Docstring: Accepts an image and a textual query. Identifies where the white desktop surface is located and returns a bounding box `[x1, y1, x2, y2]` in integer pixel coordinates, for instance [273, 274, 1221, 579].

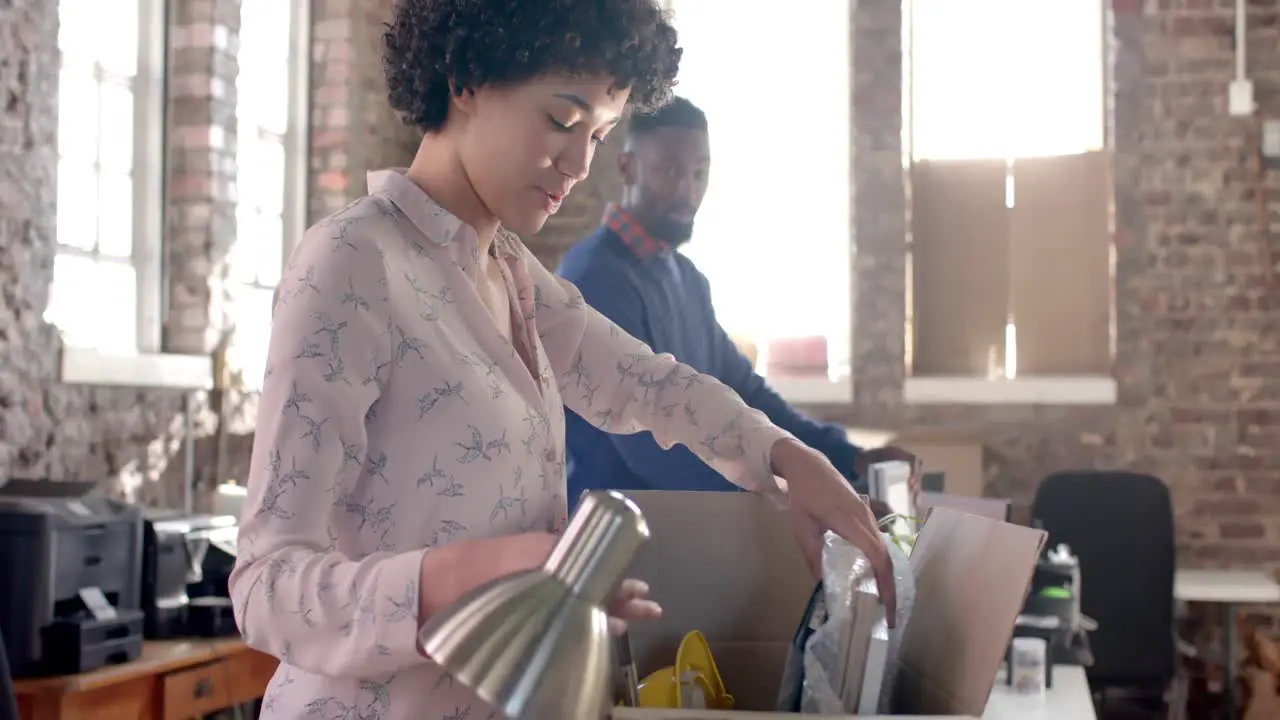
[1174, 568, 1280, 604]
[985, 665, 1096, 720]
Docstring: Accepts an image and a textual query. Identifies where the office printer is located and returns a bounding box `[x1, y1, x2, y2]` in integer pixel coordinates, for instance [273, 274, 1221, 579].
[141, 510, 239, 638]
[0, 479, 145, 677]
[1008, 543, 1097, 687]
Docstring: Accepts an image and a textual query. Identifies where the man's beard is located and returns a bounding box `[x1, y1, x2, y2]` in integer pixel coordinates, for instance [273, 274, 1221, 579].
[647, 216, 695, 247]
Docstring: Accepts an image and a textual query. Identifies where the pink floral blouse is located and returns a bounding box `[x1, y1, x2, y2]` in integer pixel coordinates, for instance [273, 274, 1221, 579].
[229, 169, 793, 720]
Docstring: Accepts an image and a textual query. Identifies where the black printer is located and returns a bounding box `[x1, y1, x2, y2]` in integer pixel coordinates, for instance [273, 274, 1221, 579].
[141, 510, 239, 638]
[0, 479, 145, 677]
[1007, 542, 1097, 688]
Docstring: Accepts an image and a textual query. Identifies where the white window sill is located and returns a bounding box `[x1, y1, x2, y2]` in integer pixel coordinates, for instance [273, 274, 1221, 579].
[60, 347, 213, 390]
[904, 376, 1117, 405]
[766, 372, 854, 405]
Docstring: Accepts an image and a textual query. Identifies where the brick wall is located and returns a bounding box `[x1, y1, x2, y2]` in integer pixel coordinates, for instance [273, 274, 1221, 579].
[0, 0, 416, 505]
[831, 0, 1280, 578]
[0, 0, 189, 496]
[832, 0, 1123, 500]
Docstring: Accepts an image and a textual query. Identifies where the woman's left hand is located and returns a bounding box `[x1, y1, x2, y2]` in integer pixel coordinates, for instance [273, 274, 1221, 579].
[606, 579, 663, 636]
[771, 439, 899, 627]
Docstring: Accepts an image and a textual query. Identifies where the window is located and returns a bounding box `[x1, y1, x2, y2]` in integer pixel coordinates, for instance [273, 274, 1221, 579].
[226, 0, 310, 391]
[664, 1, 852, 404]
[904, 0, 1115, 405]
[46, 0, 166, 356]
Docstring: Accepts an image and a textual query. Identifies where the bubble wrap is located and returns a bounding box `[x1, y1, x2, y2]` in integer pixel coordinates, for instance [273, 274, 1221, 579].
[798, 532, 915, 714]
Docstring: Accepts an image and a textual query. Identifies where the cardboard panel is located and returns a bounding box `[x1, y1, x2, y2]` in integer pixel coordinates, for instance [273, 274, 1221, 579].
[1009, 151, 1112, 376]
[910, 160, 1011, 376]
[621, 491, 814, 711]
[889, 431, 990, 498]
[894, 509, 1047, 716]
[613, 710, 970, 720]
[620, 492, 1046, 716]
[917, 492, 1011, 523]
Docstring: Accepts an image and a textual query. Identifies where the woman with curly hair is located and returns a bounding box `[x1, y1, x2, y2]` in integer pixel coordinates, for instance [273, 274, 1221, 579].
[229, 0, 895, 717]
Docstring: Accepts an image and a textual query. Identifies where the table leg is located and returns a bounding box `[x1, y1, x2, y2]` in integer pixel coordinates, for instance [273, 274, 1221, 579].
[1222, 602, 1237, 716]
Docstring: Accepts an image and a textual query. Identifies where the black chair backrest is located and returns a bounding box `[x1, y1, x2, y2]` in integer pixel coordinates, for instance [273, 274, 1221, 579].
[0, 623, 18, 720]
[1031, 470, 1176, 686]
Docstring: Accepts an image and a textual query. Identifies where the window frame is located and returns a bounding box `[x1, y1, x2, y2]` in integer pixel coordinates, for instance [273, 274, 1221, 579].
[901, 0, 1117, 407]
[282, 0, 312, 265]
[56, 0, 212, 389]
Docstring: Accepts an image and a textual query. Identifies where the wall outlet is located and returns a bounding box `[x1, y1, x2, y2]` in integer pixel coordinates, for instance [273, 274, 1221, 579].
[1229, 79, 1256, 117]
[1263, 119, 1280, 159]
[1264, 119, 1280, 170]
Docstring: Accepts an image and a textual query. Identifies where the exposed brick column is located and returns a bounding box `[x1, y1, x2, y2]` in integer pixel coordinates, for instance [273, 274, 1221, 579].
[134, 0, 244, 509]
[0, 0, 62, 478]
[309, 0, 419, 223]
[165, 0, 242, 354]
[1107, 1, 1156, 458]
[847, 0, 907, 424]
[309, 3, 358, 220]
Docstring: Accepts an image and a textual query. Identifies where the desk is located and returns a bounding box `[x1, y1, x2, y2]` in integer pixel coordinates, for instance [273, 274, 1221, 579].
[1175, 568, 1280, 714]
[985, 665, 1097, 720]
[13, 638, 277, 720]
[1174, 568, 1280, 604]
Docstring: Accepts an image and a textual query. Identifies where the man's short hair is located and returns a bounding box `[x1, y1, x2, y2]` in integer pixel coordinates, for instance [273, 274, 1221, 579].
[629, 95, 708, 137]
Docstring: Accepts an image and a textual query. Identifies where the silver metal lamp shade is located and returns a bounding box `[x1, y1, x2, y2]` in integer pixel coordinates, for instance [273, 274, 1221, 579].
[418, 491, 650, 719]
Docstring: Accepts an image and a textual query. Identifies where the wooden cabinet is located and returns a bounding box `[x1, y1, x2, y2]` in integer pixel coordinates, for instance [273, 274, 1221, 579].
[14, 639, 277, 720]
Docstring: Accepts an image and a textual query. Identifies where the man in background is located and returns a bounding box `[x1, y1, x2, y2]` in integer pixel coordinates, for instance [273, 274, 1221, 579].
[558, 97, 920, 508]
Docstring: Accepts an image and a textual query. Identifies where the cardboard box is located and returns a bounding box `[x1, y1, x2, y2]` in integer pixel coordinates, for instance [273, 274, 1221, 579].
[613, 491, 1045, 718]
[613, 710, 968, 720]
[843, 427, 993, 499]
[888, 431, 992, 498]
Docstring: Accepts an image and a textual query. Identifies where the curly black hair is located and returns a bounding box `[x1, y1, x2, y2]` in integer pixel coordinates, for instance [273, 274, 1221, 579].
[383, 0, 682, 133]
[630, 95, 707, 136]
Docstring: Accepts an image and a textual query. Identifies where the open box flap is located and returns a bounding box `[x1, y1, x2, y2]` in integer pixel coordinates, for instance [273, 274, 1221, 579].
[893, 508, 1047, 715]
[621, 491, 813, 710]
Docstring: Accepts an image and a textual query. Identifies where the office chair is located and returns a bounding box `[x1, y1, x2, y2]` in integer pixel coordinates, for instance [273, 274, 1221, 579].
[1031, 471, 1176, 707]
[0, 624, 18, 720]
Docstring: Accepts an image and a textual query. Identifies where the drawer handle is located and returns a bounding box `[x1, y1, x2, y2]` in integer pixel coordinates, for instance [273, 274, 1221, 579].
[193, 677, 215, 699]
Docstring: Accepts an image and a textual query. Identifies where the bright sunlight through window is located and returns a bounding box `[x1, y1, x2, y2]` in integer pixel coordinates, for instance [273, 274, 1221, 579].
[665, 1, 852, 382]
[227, 0, 295, 388]
[46, 0, 145, 353]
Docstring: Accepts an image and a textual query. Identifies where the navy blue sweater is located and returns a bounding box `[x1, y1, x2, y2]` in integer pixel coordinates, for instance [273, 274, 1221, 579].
[557, 226, 863, 502]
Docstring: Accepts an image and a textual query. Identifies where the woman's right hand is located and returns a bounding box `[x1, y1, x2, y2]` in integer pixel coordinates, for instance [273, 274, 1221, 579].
[417, 532, 558, 622]
[415, 532, 661, 636]
[486, 531, 559, 578]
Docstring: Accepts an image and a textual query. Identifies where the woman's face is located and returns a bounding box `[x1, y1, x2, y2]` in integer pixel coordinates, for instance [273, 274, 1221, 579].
[454, 75, 629, 236]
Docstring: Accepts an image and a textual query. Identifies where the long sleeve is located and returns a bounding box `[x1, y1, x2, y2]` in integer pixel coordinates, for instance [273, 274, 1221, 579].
[525, 247, 792, 498]
[229, 217, 427, 679]
[565, 269, 751, 492]
[698, 279, 865, 492]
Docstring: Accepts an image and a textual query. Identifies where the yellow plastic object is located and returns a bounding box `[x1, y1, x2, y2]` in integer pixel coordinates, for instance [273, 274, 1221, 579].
[634, 630, 735, 709]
